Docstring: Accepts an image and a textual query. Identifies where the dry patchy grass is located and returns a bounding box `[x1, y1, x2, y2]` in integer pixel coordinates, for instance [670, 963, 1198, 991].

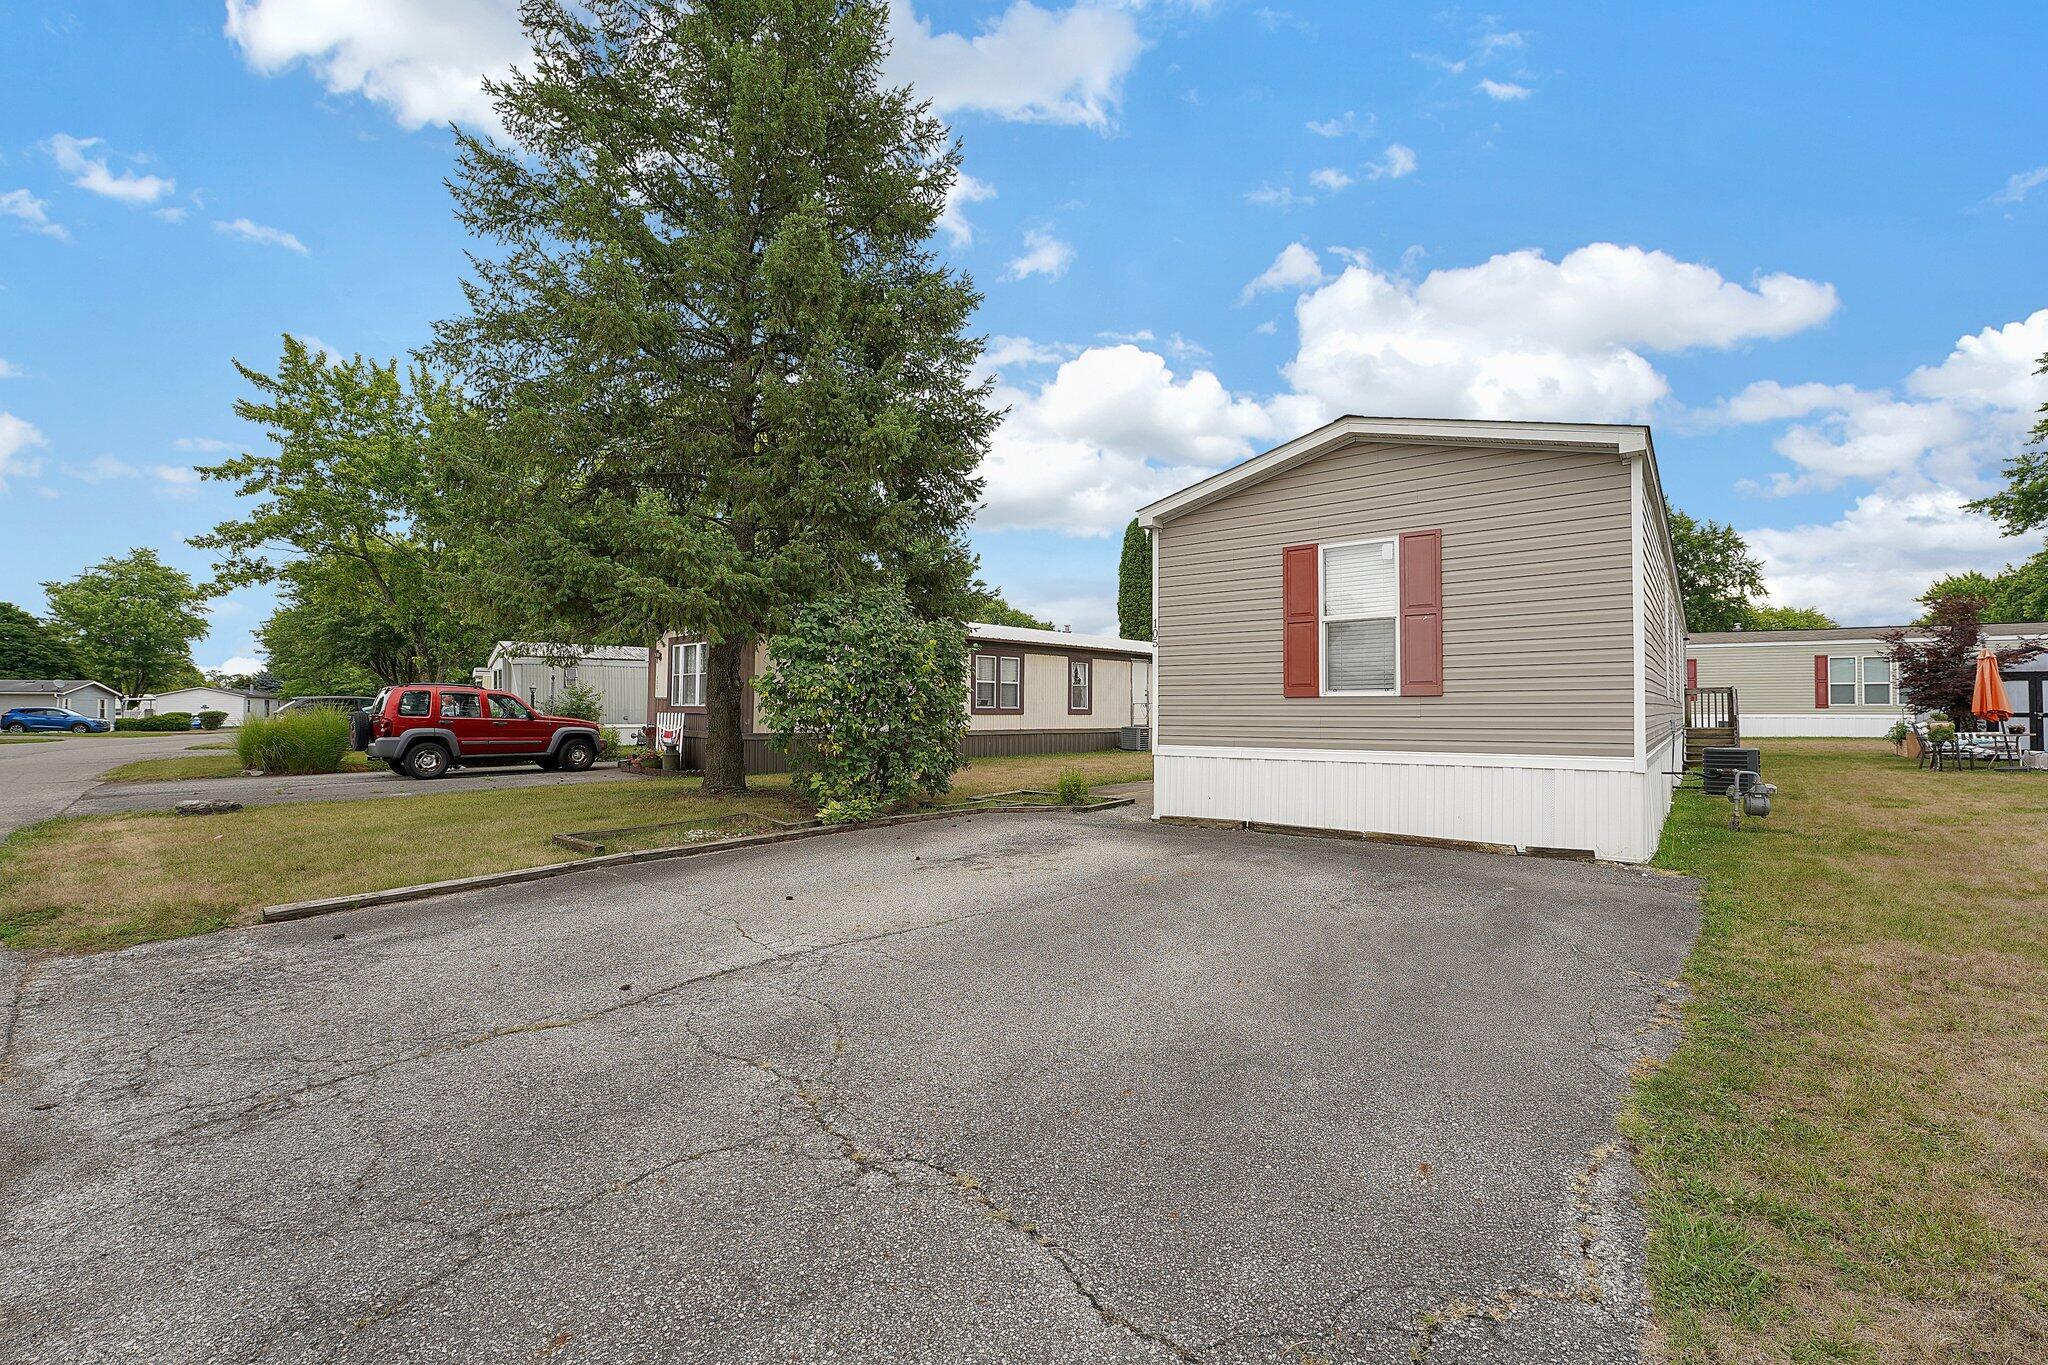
[1628, 739, 2048, 1363]
[0, 749, 1152, 954]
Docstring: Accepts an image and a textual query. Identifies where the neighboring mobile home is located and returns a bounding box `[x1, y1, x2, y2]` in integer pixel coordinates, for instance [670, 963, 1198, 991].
[1687, 622, 2048, 738]
[0, 678, 123, 722]
[474, 642, 650, 736]
[141, 685, 279, 726]
[1137, 416, 1686, 864]
[647, 621, 1153, 774]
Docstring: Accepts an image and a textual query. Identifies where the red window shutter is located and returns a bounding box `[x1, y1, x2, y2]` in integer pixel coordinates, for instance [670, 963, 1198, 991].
[1687, 658, 1698, 690]
[1814, 654, 1830, 708]
[1281, 544, 1319, 697]
[1398, 530, 1444, 697]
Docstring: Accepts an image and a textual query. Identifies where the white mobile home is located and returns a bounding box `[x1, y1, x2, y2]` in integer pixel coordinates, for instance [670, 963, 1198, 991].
[1138, 416, 1686, 864]
[475, 642, 650, 735]
[143, 685, 279, 726]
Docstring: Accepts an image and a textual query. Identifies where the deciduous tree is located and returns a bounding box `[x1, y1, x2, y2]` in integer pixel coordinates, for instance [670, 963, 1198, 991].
[0, 601, 86, 679]
[1668, 506, 1765, 632]
[41, 549, 210, 696]
[431, 0, 992, 792]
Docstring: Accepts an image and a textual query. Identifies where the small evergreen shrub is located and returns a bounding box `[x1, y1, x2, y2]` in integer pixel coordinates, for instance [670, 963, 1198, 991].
[196, 710, 228, 730]
[542, 680, 617, 757]
[757, 586, 969, 818]
[236, 710, 351, 774]
[1055, 769, 1090, 806]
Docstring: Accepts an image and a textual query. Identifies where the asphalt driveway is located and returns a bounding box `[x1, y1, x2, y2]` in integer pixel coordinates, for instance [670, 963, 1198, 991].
[0, 732, 216, 836]
[0, 812, 1698, 1363]
[69, 759, 631, 816]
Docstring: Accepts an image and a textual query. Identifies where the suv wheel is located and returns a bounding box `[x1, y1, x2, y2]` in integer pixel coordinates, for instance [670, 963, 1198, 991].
[556, 737, 597, 772]
[4, 722, 24, 734]
[70, 722, 88, 733]
[404, 741, 451, 780]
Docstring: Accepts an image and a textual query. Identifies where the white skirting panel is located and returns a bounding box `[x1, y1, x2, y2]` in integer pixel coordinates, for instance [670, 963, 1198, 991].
[1155, 743, 1676, 864]
[1740, 712, 1895, 738]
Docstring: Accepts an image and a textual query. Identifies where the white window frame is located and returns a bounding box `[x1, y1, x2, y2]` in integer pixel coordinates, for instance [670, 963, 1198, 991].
[1827, 655, 1859, 707]
[1319, 535, 1400, 698]
[671, 641, 707, 707]
[1860, 655, 1892, 707]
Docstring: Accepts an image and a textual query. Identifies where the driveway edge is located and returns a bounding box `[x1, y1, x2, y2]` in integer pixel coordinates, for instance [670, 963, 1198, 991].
[259, 799, 1135, 925]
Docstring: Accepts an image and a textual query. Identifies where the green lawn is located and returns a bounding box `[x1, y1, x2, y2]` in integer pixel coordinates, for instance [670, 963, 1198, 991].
[0, 749, 1153, 954]
[1627, 739, 2048, 1363]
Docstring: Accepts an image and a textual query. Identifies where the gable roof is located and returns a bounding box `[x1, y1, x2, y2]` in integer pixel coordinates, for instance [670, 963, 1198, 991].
[0, 678, 119, 696]
[153, 683, 280, 700]
[486, 641, 649, 666]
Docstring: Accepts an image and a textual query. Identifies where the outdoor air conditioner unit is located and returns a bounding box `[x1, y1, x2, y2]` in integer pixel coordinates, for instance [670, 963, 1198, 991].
[1119, 725, 1151, 751]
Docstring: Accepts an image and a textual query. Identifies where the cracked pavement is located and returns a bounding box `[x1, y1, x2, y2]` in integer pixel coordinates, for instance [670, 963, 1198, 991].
[0, 809, 1697, 1363]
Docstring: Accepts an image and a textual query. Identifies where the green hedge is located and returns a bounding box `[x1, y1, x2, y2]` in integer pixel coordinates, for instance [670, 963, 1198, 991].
[196, 710, 228, 730]
[115, 712, 193, 732]
[236, 710, 351, 774]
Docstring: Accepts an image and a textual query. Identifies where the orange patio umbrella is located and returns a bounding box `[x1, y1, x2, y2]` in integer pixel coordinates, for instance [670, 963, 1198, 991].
[1971, 648, 2013, 725]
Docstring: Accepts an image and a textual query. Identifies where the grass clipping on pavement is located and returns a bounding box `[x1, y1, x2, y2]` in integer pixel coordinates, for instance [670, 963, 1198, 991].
[1628, 738, 2048, 1363]
[0, 749, 1152, 954]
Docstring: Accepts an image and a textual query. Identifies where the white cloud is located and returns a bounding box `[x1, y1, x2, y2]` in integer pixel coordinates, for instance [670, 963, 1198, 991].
[1, 188, 66, 240]
[153, 206, 188, 224]
[981, 335, 1076, 372]
[71, 455, 139, 484]
[1989, 166, 2048, 207]
[173, 437, 239, 454]
[1477, 78, 1531, 101]
[1306, 110, 1371, 138]
[1240, 242, 1325, 301]
[1006, 228, 1074, 281]
[1748, 491, 2022, 625]
[939, 172, 996, 246]
[0, 359, 19, 379]
[885, 1, 1145, 130]
[223, 0, 526, 133]
[214, 218, 309, 254]
[1282, 242, 1838, 422]
[1018, 593, 1118, 636]
[209, 655, 267, 677]
[1364, 142, 1417, 180]
[1308, 166, 1353, 192]
[979, 345, 1302, 534]
[1244, 183, 1313, 209]
[153, 464, 201, 485]
[44, 133, 173, 204]
[0, 412, 48, 491]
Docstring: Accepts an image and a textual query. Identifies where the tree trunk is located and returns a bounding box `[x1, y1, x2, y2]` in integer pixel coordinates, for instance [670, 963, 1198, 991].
[702, 638, 749, 793]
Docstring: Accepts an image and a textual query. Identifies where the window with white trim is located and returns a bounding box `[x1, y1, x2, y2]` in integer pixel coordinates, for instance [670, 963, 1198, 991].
[1068, 658, 1092, 714]
[1828, 655, 1858, 706]
[1861, 656, 1891, 706]
[1321, 537, 1399, 694]
[671, 641, 707, 707]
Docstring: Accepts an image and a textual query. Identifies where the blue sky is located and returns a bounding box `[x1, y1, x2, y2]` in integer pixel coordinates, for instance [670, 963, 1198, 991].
[2, 1, 2044, 672]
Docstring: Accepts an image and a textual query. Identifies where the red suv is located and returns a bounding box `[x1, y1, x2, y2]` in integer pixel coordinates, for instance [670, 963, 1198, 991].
[358, 684, 603, 780]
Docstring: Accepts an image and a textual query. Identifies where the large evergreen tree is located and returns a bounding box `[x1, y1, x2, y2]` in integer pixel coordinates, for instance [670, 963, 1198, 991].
[1117, 518, 1152, 641]
[432, 0, 992, 791]
[41, 549, 210, 696]
[0, 602, 87, 679]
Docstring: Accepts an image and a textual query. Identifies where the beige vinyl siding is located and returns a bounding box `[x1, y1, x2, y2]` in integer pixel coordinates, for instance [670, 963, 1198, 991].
[1689, 638, 1897, 715]
[1158, 439, 1635, 757]
[967, 650, 1137, 731]
[1638, 471, 1684, 751]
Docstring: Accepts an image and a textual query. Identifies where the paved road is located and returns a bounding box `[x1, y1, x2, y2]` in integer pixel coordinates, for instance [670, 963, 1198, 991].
[69, 760, 632, 816]
[0, 813, 1698, 1364]
[0, 733, 217, 837]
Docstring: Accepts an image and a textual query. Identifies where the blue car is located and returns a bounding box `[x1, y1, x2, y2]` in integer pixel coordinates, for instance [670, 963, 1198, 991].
[2, 705, 112, 734]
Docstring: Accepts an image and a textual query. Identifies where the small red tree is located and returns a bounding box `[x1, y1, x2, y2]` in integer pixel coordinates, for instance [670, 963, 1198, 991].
[1882, 595, 2043, 722]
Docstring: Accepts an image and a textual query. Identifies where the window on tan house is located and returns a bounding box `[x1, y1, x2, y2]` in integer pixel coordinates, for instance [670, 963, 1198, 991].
[1068, 658, 1092, 714]
[671, 641, 707, 707]
[973, 653, 1022, 713]
[1322, 537, 1399, 694]
[1828, 656, 1858, 706]
[1861, 656, 1891, 706]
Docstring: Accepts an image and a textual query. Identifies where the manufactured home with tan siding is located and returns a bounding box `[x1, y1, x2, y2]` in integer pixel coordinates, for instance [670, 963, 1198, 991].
[645, 621, 1152, 773]
[1687, 622, 2048, 737]
[1138, 416, 1686, 863]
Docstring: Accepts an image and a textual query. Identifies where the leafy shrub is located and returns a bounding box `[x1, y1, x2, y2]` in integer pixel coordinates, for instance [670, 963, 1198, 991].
[1055, 768, 1090, 806]
[236, 710, 351, 774]
[757, 586, 969, 817]
[542, 681, 617, 758]
[115, 712, 193, 732]
[196, 710, 228, 730]
[816, 796, 881, 826]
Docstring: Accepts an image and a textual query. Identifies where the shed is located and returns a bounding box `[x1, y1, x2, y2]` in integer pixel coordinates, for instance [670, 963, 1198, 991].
[476, 642, 650, 735]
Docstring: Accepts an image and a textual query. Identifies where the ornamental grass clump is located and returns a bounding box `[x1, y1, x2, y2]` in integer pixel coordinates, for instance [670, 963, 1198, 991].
[758, 587, 969, 824]
[236, 709, 351, 775]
